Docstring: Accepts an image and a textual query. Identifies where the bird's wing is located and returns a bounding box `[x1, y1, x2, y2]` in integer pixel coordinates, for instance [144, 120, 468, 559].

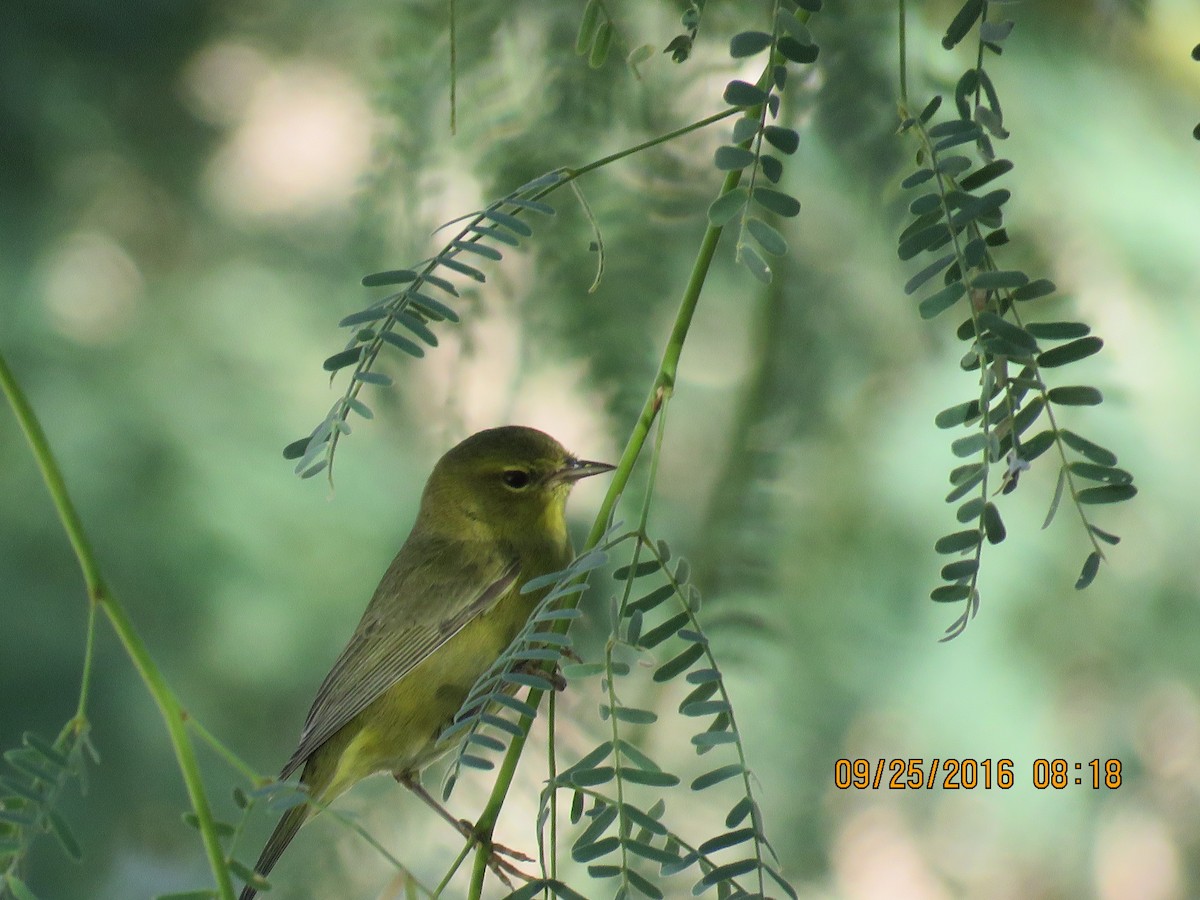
[279, 538, 519, 780]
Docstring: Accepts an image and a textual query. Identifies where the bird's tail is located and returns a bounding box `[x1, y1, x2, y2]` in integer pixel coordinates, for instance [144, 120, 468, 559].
[238, 802, 309, 900]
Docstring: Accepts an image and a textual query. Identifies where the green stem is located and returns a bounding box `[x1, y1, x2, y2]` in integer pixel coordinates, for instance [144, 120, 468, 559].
[189, 716, 262, 784]
[0, 352, 236, 900]
[463, 162, 746, 899]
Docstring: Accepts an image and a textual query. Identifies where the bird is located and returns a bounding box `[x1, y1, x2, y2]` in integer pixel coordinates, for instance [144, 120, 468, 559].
[238, 425, 614, 899]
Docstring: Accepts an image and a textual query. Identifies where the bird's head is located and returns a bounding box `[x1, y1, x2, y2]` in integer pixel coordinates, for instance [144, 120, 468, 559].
[417, 426, 614, 544]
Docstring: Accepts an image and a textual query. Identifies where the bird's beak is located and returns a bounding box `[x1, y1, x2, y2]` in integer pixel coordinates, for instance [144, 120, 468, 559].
[554, 456, 616, 484]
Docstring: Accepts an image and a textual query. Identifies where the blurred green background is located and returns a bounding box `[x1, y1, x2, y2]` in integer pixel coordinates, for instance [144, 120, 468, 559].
[2, 1, 1199, 898]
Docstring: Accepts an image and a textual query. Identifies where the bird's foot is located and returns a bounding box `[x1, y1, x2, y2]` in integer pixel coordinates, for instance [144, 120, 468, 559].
[451, 819, 536, 886]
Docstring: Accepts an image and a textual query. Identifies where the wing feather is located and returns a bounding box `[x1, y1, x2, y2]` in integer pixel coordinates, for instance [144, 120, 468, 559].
[279, 535, 518, 779]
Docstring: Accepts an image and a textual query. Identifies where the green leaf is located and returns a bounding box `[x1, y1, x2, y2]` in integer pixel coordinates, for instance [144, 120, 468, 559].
[1021, 429, 1056, 462]
[410, 291, 460, 322]
[1048, 386, 1103, 406]
[751, 188, 801, 218]
[943, 0, 985, 49]
[960, 159, 1014, 191]
[777, 36, 819, 64]
[569, 742, 614, 774]
[690, 732, 738, 751]
[654, 644, 706, 682]
[699, 858, 759, 887]
[338, 306, 389, 328]
[699, 828, 756, 855]
[1037, 337, 1103, 368]
[1012, 278, 1056, 301]
[759, 154, 783, 183]
[691, 764, 744, 790]
[707, 188, 749, 227]
[378, 330, 425, 357]
[730, 31, 773, 57]
[575, 0, 600, 55]
[931, 583, 972, 602]
[154, 892, 217, 900]
[918, 95, 943, 124]
[46, 809, 82, 861]
[945, 466, 986, 503]
[905, 252, 955, 295]
[949, 189, 1010, 228]
[1068, 462, 1133, 485]
[901, 167, 935, 189]
[613, 559, 661, 580]
[639, 612, 688, 649]
[898, 224, 952, 261]
[572, 835, 619, 863]
[908, 192, 942, 217]
[480, 209, 534, 237]
[933, 122, 983, 152]
[680, 698, 729, 718]
[588, 21, 612, 68]
[1025, 321, 1090, 341]
[978, 312, 1038, 353]
[723, 80, 769, 107]
[437, 255, 485, 282]
[618, 768, 680, 787]
[972, 269, 1028, 290]
[569, 766, 615, 788]
[353, 370, 392, 386]
[739, 243, 772, 284]
[745, 218, 788, 257]
[951, 432, 988, 458]
[937, 154, 973, 177]
[956, 496, 984, 523]
[1091, 524, 1121, 546]
[1076, 551, 1102, 590]
[713, 145, 756, 171]
[763, 125, 800, 154]
[731, 117, 759, 144]
[469, 223, 521, 247]
[919, 281, 967, 319]
[1060, 430, 1118, 466]
[935, 399, 980, 429]
[322, 348, 361, 372]
[1077, 485, 1137, 504]
[625, 838, 678, 866]
[941, 559, 978, 580]
[934, 530, 981, 554]
[1011, 396, 1044, 438]
[982, 502, 1006, 544]
[627, 584, 674, 615]
[611, 706, 658, 725]
[361, 269, 417, 287]
[625, 869, 664, 899]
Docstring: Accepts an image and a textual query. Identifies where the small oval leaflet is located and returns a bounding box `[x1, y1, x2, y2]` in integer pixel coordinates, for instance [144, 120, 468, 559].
[934, 529, 981, 554]
[1048, 386, 1103, 406]
[723, 80, 769, 108]
[746, 217, 788, 256]
[1037, 336, 1103, 368]
[729, 30, 773, 57]
[713, 145, 756, 171]
[361, 269, 418, 287]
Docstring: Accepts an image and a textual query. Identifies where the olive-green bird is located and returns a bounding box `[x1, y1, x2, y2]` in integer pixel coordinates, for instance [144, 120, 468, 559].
[238, 426, 613, 899]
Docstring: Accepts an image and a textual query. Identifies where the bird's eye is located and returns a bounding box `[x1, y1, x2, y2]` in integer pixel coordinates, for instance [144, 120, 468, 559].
[501, 469, 531, 489]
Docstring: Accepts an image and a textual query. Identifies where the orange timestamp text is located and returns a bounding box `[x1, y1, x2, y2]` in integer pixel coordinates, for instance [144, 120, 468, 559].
[833, 758, 1124, 790]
